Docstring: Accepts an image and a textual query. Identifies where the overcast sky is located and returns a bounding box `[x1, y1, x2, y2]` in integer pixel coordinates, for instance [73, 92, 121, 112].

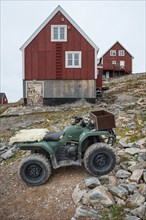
[0, 0, 146, 102]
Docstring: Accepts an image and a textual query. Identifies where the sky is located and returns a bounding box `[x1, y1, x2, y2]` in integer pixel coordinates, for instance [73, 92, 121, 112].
[0, 0, 146, 102]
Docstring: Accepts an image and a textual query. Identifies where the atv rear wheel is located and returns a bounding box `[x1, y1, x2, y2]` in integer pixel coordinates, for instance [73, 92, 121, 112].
[83, 143, 116, 176]
[18, 154, 52, 186]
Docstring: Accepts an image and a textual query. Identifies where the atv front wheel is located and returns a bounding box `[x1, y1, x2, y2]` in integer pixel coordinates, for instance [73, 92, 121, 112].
[83, 143, 116, 176]
[18, 154, 52, 186]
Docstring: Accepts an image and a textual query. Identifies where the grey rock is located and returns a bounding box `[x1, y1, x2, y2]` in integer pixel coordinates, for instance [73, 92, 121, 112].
[128, 123, 137, 130]
[129, 169, 143, 183]
[126, 192, 145, 207]
[0, 145, 7, 152]
[127, 182, 138, 193]
[127, 142, 138, 148]
[127, 162, 146, 172]
[98, 175, 109, 185]
[138, 150, 146, 162]
[72, 186, 86, 205]
[107, 184, 128, 199]
[119, 182, 137, 193]
[1, 146, 17, 159]
[74, 205, 102, 219]
[124, 215, 140, 220]
[138, 183, 146, 196]
[0, 141, 12, 150]
[115, 197, 126, 205]
[125, 148, 140, 155]
[84, 177, 100, 188]
[116, 155, 121, 164]
[109, 175, 118, 186]
[143, 171, 146, 183]
[116, 169, 131, 178]
[82, 185, 115, 207]
[0, 157, 3, 163]
[136, 137, 146, 148]
[118, 140, 128, 148]
[130, 204, 146, 219]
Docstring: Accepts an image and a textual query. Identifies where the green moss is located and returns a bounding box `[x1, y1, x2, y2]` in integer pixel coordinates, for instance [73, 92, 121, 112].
[102, 205, 124, 220]
[120, 156, 131, 162]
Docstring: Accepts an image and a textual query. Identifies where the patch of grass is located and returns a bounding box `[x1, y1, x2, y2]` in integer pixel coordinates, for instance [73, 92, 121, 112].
[120, 156, 131, 162]
[102, 205, 124, 220]
[127, 133, 145, 143]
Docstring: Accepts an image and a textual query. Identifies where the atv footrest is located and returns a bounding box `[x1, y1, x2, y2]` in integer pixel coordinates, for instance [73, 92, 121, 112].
[51, 154, 81, 169]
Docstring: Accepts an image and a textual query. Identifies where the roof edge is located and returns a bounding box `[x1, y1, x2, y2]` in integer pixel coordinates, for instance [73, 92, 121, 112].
[99, 41, 134, 59]
[20, 5, 99, 51]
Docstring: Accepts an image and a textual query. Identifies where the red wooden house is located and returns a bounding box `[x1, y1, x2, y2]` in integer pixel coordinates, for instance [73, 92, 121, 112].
[20, 5, 100, 105]
[98, 41, 134, 79]
[0, 93, 8, 104]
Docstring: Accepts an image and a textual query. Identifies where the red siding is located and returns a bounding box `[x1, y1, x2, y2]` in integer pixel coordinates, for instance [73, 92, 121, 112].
[102, 42, 132, 74]
[25, 12, 95, 80]
[96, 69, 102, 88]
[0, 95, 8, 104]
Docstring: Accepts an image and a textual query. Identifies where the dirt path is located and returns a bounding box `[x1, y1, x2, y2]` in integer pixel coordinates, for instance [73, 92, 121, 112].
[0, 160, 90, 220]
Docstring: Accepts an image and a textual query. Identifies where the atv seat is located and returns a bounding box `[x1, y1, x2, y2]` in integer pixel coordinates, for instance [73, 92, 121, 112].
[43, 132, 64, 141]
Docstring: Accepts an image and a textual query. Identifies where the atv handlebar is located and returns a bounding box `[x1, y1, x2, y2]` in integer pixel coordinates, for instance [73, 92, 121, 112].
[73, 116, 83, 124]
[72, 116, 87, 127]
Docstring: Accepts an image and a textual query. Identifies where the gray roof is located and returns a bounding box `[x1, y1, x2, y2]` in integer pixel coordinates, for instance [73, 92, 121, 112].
[0, 93, 6, 98]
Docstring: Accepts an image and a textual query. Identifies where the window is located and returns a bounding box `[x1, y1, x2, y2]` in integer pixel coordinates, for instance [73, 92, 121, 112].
[65, 51, 81, 68]
[112, 61, 116, 65]
[110, 50, 116, 56]
[120, 61, 125, 68]
[118, 50, 125, 56]
[51, 25, 67, 41]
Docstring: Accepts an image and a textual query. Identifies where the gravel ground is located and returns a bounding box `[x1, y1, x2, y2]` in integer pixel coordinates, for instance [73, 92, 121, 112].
[0, 160, 90, 220]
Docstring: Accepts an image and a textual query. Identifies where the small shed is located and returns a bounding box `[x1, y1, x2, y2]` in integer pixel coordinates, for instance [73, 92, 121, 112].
[0, 93, 8, 104]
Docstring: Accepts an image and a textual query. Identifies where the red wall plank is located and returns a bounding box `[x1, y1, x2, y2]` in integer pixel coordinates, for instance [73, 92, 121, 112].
[25, 52, 31, 79]
[31, 52, 38, 79]
[38, 52, 46, 79]
[39, 29, 46, 51]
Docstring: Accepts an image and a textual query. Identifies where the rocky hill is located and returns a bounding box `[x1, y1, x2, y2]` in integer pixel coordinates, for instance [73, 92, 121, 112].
[0, 73, 146, 220]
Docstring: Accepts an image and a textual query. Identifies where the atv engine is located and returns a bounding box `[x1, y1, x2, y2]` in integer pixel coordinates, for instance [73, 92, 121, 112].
[56, 143, 78, 161]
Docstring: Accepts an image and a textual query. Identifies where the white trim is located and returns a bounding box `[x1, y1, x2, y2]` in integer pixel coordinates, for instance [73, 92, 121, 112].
[110, 50, 116, 56]
[26, 81, 44, 98]
[65, 51, 81, 68]
[51, 25, 67, 42]
[118, 50, 125, 56]
[100, 41, 134, 59]
[120, 60, 125, 67]
[20, 5, 99, 51]
[97, 66, 103, 69]
[22, 50, 25, 79]
[95, 49, 97, 79]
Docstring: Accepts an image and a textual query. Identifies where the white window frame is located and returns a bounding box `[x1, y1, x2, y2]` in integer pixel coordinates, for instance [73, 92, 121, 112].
[120, 61, 125, 67]
[65, 51, 82, 68]
[112, 61, 116, 65]
[118, 50, 125, 56]
[51, 25, 67, 42]
[110, 50, 116, 56]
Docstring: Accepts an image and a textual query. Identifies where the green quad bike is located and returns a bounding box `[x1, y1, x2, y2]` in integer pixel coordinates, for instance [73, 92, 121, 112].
[15, 110, 116, 186]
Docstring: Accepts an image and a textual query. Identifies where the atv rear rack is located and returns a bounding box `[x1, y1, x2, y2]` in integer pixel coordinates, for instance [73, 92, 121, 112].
[90, 110, 116, 131]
